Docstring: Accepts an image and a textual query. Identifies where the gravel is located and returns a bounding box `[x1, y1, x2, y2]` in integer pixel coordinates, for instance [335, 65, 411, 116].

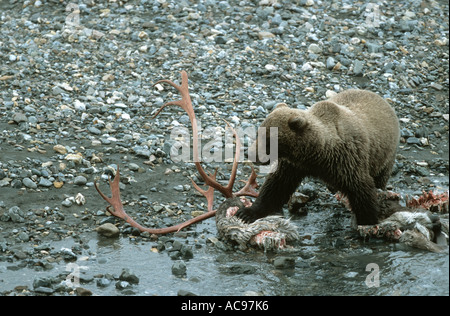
[0, 0, 448, 296]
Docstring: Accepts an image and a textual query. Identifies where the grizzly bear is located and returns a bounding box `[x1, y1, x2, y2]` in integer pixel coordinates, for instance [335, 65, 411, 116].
[235, 89, 400, 226]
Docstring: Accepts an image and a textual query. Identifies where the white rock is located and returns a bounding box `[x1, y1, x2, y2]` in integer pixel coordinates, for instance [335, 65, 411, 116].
[307, 43, 322, 54]
[74, 100, 86, 111]
[265, 64, 277, 71]
[301, 62, 313, 71]
[325, 90, 337, 98]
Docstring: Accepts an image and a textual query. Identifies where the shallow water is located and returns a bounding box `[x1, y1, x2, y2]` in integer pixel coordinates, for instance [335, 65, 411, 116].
[1, 208, 448, 296]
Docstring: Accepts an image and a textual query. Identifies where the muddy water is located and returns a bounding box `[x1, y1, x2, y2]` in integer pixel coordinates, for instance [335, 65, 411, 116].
[1, 202, 448, 296]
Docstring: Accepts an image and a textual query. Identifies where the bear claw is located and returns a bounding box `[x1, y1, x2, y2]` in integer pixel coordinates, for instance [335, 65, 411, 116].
[235, 207, 258, 223]
[235, 206, 269, 223]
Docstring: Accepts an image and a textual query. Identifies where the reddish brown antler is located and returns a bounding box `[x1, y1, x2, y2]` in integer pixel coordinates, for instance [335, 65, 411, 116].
[153, 70, 259, 209]
[94, 166, 216, 234]
[94, 70, 259, 235]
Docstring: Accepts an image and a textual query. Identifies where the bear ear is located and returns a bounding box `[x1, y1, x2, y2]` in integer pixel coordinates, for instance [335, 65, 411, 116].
[315, 101, 340, 118]
[275, 102, 288, 109]
[288, 115, 308, 133]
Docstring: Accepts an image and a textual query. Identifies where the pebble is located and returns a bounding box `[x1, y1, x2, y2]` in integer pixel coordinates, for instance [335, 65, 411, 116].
[119, 268, 140, 284]
[38, 178, 53, 187]
[307, 43, 322, 54]
[75, 287, 93, 296]
[96, 223, 120, 237]
[326, 57, 336, 70]
[12, 112, 27, 123]
[115, 280, 131, 290]
[60, 247, 77, 261]
[22, 178, 37, 189]
[96, 278, 112, 288]
[273, 257, 296, 269]
[173, 185, 185, 192]
[353, 60, 364, 76]
[172, 261, 187, 277]
[224, 264, 256, 275]
[53, 144, 68, 154]
[430, 82, 444, 91]
[74, 175, 87, 186]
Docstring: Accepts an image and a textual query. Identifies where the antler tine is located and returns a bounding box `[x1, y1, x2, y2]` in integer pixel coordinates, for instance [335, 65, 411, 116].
[95, 165, 216, 234]
[190, 172, 217, 212]
[152, 71, 195, 123]
[220, 119, 259, 198]
[219, 119, 241, 197]
[152, 71, 235, 200]
[153, 71, 259, 201]
[235, 165, 259, 198]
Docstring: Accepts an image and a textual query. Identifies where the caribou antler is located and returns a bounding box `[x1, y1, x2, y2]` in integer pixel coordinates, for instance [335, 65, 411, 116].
[94, 166, 216, 234]
[153, 70, 259, 210]
[94, 70, 258, 235]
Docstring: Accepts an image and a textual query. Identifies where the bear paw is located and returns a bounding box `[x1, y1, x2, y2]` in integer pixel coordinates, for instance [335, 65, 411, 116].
[235, 206, 267, 223]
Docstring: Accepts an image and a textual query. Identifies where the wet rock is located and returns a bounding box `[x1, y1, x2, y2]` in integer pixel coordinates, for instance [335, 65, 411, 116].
[172, 261, 187, 277]
[178, 289, 197, 296]
[18, 231, 29, 242]
[34, 287, 54, 295]
[308, 43, 322, 54]
[96, 277, 112, 288]
[2, 206, 26, 223]
[224, 264, 256, 275]
[75, 287, 93, 296]
[181, 245, 194, 259]
[326, 57, 336, 70]
[60, 247, 77, 261]
[173, 184, 184, 192]
[96, 223, 120, 237]
[33, 277, 53, 290]
[88, 126, 101, 135]
[115, 280, 131, 290]
[119, 268, 139, 284]
[406, 137, 422, 145]
[273, 257, 296, 269]
[61, 199, 73, 207]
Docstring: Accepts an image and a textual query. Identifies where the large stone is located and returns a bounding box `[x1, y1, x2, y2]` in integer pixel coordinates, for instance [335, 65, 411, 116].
[96, 223, 120, 237]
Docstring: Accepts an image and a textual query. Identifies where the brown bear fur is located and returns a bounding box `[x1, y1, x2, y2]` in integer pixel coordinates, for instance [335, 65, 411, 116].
[236, 89, 400, 225]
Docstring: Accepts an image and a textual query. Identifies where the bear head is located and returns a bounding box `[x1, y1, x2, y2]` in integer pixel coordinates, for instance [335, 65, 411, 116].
[248, 103, 316, 165]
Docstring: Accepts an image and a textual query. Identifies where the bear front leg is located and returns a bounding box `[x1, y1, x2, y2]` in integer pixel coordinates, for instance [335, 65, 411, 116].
[344, 177, 379, 226]
[235, 159, 303, 223]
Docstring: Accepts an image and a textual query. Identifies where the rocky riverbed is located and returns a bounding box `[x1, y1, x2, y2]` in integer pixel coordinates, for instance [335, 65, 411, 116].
[0, 0, 448, 296]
